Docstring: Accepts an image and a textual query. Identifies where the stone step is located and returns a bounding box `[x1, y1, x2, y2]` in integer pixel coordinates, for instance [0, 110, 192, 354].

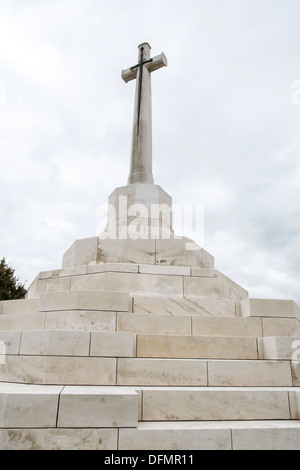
[39, 290, 129, 313]
[2, 354, 295, 386]
[132, 295, 237, 317]
[136, 334, 258, 359]
[2, 309, 299, 340]
[117, 358, 293, 387]
[0, 330, 260, 360]
[242, 298, 300, 319]
[1, 355, 118, 385]
[1, 420, 300, 449]
[1, 309, 299, 339]
[0, 427, 118, 450]
[0, 311, 117, 332]
[0, 382, 138, 428]
[118, 313, 264, 336]
[0, 330, 136, 358]
[140, 386, 300, 421]
[118, 420, 300, 450]
[0, 298, 39, 315]
[30, 269, 247, 300]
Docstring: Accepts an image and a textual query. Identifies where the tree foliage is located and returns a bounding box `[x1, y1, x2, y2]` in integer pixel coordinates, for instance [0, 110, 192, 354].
[0, 258, 27, 301]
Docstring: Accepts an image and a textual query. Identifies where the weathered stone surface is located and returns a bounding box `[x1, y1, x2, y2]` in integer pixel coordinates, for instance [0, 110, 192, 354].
[261, 336, 300, 360]
[0, 298, 39, 315]
[107, 184, 173, 231]
[249, 299, 299, 318]
[286, 390, 300, 419]
[190, 268, 218, 277]
[0, 313, 46, 331]
[98, 239, 156, 265]
[262, 317, 300, 336]
[25, 277, 47, 299]
[0, 331, 21, 354]
[19, 331, 90, 356]
[0, 428, 118, 450]
[90, 332, 136, 357]
[184, 276, 244, 300]
[1, 356, 117, 385]
[87, 263, 139, 274]
[117, 358, 207, 386]
[132, 296, 236, 317]
[119, 421, 231, 450]
[0, 382, 62, 428]
[45, 310, 116, 332]
[39, 290, 129, 312]
[155, 238, 215, 269]
[61, 234, 215, 270]
[138, 264, 190, 276]
[57, 386, 139, 427]
[291, 362, 300, 386]
[229, 421, 300, 450]
[62, 236, 98, 269]
[46, 276, 71, 294]
[192, 317, 262, 337]
[137, 335, 258, 359]
[141, 387, 291, 421]
[117, 312, 191, 335]
[70, 272, 183, 297]
[208, 360, 292, 386]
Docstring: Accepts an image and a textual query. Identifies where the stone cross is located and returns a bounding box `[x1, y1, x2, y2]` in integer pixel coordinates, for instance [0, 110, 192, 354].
[122, 43, 167, 185]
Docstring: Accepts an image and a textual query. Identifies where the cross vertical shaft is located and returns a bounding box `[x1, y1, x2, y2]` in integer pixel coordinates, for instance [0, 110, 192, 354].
[122, 43, 167, 185]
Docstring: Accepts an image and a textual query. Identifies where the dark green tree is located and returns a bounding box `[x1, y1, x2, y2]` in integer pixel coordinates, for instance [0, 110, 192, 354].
[0, 258, 27, 300]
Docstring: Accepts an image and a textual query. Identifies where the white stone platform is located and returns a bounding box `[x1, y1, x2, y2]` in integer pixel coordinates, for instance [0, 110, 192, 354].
[0, 260, 299, 449]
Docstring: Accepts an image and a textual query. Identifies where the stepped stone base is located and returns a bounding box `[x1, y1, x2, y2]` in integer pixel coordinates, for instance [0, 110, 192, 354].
[1, 247, 300, 449]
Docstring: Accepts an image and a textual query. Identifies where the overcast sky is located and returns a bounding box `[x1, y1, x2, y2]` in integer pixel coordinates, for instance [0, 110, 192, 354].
[0, 0, 299, 305]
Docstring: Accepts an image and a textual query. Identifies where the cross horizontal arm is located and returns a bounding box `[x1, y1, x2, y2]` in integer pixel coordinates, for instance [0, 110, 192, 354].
[121, 52, 168, 83]
[146, 52, 168, 73]
[121, 67, 138, 83]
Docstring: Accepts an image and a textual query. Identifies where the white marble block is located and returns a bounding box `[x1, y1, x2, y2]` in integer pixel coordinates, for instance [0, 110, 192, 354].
[0, 331, 21, 354]
[61, 235, 215, 270]
[39, 290, 129, 312]
[132, 296, 236, 317]
[141, 387, 291, 421]
[0, 428, 118, 450]
[44, 310, 116, 332]
[118, 421, 231, 450]
[0, 382, 62, 428]
[107, 184, 173, 232]
[57, 386, 139, 427]
[117, 358, 207, 386]
[230, 421, 300, 451]
[19, 331, 90, 356]
[261, 336, 300, 360]
[117, 312, 191, 335]
[0, 298, 39, 315]
[155, 238, 215, 269]
[1, 356, 117, 385]
[207, 360, 293, 386]
[249, 299, 299, 318]
[90, 332, 136, 357]
[137, 334, 258, 359]
[62, 236, 98, 269]
[0, 313, 46, 331]
[261, 318, 300, 337]
[192, 317, 262, 337]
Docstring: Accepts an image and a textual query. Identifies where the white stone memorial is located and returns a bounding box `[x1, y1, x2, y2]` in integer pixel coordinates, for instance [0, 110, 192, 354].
[0, 42, 300, 450]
